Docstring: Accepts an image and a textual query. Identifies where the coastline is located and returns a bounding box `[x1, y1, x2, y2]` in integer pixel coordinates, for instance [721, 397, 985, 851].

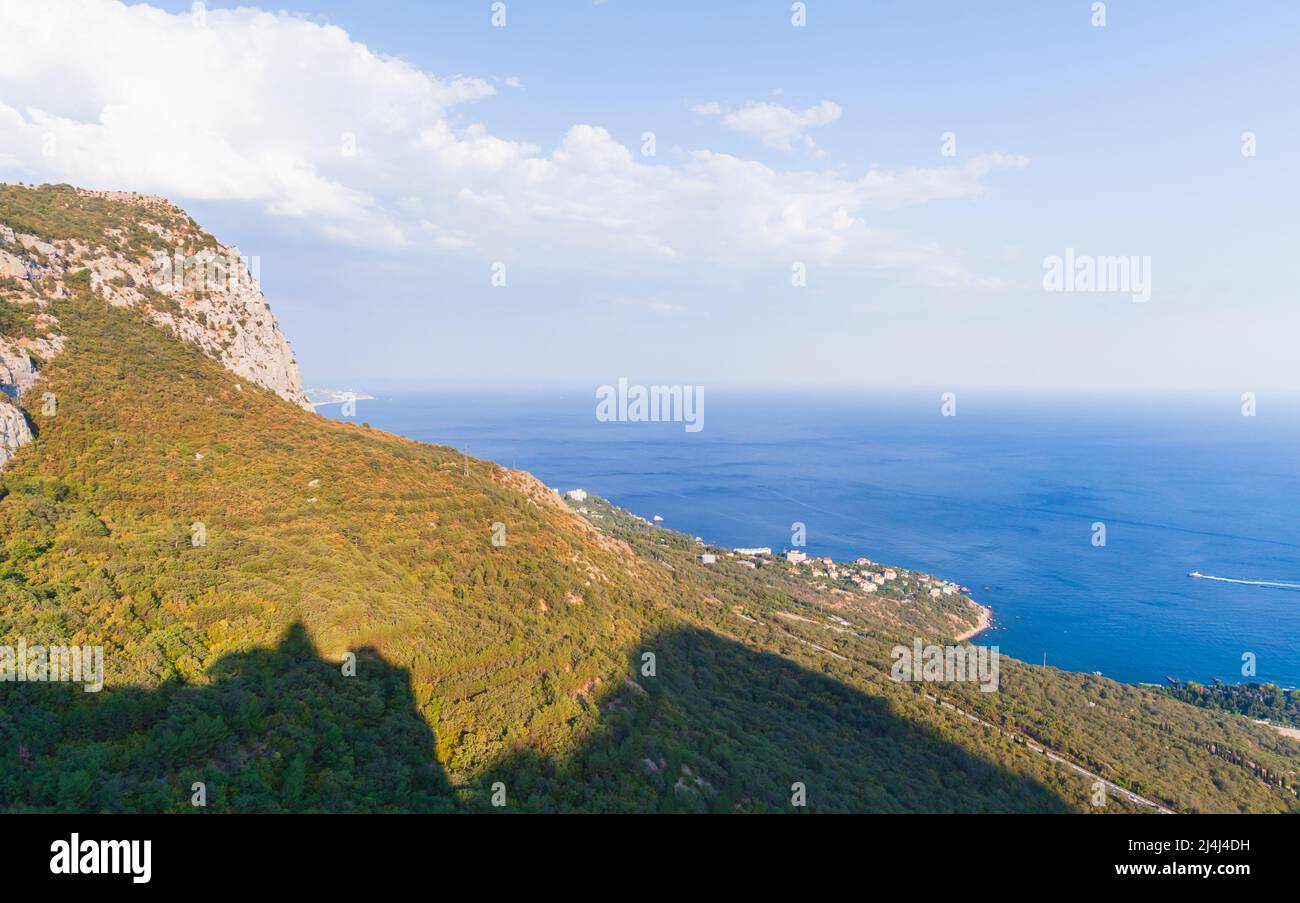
[324, 396, 1300, 689]
[325, 391, 1300, 689]
[578, 484, 1001, 651]
[955, 602, 993, 643]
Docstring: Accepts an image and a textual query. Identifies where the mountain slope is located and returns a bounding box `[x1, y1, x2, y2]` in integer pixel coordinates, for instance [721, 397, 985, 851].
[1, 184, 1296, 813]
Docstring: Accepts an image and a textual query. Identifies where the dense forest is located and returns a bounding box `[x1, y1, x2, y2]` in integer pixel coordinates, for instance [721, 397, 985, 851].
[1163, 682, 1300, 729]
[1, 185, 1297, 813]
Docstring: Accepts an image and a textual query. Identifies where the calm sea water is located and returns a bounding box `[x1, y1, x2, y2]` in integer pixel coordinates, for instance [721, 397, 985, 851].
[324, 390, 1300, 687]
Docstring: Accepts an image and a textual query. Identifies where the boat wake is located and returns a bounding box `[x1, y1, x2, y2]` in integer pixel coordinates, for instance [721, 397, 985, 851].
[1189, 572, 1300, 590]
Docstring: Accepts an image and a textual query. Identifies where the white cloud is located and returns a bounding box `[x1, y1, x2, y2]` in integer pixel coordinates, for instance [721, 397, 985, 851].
[691, 101, 723, 117]
[720, 100, 842, 151]
[0, 0, 1026, 289]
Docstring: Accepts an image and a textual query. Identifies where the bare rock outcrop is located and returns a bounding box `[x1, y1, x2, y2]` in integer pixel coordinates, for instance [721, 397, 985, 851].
[76, 240, 312, 409]
[0, 184, 315, 468]
[1, 341, 35, 397]
[0, 399, 33, 468]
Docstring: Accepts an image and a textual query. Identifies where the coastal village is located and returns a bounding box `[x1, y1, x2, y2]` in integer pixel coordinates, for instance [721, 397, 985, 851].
[563, 487, 989, 637]
[724, 545, 973, 607]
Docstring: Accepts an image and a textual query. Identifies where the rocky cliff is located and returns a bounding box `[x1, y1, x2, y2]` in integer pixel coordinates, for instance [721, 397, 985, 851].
[0, 184, 312, 466]
[0, 398, 32, 469]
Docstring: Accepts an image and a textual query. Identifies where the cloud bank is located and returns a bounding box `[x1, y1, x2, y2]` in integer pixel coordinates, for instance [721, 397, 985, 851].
[0, 0, 1027, 287]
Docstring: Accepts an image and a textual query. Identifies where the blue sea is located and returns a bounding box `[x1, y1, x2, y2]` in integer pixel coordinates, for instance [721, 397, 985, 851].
[324, 390, 1300, 687]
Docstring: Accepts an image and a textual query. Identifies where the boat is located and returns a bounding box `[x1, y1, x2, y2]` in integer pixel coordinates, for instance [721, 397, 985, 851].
[1188, 571, 1202, 578]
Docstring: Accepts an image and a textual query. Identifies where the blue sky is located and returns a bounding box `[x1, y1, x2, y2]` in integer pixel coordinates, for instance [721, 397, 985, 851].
[2, 1, 1297, 393]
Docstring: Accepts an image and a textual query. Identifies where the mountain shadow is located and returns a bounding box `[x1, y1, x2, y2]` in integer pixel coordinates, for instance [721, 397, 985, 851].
[0, 622, 453, 812]
[2, 622, 1075, 813]
[471, 625, 1077, 813]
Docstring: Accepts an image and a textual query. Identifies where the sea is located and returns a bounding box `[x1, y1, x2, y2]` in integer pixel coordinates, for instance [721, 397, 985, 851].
[322, 389, 1300, 687]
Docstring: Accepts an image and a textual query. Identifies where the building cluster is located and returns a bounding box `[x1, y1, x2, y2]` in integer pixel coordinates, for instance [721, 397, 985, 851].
[686, 540, 971, 607]
[779, 551, 969, 601]
[913, 572, 971, 598]
[565, 493, 978, 608]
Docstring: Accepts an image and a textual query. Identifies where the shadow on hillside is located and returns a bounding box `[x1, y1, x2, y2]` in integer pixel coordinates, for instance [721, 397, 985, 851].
[473, 626, 1076, 813]
[0, 622, 453, 813]
[2, 622, 1074, 813]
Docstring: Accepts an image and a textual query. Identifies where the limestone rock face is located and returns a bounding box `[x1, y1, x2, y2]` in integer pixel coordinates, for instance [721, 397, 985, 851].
[0, 399, 33, 468]
[0, 185, 314, 469]
[64, 217, 312, 410]
[0, 337, 40, 399]
[120, 244, 311, 409]
[0, 334, 51, 467]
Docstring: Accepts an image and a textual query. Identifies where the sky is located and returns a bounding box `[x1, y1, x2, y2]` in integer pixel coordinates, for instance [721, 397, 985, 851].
[1, 0, 1297, 394]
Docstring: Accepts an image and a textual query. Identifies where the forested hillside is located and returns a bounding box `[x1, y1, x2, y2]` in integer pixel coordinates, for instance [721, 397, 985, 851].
[1, 186, 1296, 813]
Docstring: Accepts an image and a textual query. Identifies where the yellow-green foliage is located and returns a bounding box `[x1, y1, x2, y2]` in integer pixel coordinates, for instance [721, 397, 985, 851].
[1, 187, 1296, 813]
[0, 183, 217, 258]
